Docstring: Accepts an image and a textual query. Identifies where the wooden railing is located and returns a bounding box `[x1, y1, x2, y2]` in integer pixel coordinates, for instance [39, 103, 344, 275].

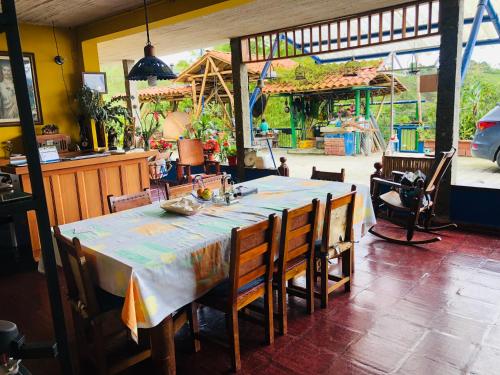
[240, 0, 439, 63]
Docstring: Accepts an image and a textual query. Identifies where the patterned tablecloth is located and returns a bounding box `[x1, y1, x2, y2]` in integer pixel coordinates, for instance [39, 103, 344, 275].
[57, 176, 376, 338]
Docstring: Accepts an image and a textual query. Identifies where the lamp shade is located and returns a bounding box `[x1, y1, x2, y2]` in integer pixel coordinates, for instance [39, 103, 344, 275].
[127, 44, 177, 82]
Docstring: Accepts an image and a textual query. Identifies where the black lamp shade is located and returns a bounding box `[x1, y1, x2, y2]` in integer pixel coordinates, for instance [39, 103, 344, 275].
[128, 44, 177, 81]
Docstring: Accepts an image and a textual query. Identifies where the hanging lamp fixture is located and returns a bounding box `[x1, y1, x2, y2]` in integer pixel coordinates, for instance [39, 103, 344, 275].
[127, 0, 176, 86]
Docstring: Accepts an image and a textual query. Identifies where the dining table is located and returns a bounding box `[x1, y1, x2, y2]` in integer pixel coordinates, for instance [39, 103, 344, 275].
[56, 175, 376, 374]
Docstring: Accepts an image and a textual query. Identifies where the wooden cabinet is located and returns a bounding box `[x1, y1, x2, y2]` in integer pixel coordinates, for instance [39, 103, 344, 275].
[2, 151, 156, 260]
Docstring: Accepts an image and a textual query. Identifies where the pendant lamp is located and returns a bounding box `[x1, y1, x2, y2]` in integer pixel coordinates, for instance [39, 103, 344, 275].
[127, 0, 176, 86]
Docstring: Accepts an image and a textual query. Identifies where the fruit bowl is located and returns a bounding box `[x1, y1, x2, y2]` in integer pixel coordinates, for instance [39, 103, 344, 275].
[196, 187, 213, 201]
[160, 197, 203, 216]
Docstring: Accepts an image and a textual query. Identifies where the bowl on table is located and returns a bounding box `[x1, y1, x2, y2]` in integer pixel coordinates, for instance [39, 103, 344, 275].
[160, 197, 203, 216]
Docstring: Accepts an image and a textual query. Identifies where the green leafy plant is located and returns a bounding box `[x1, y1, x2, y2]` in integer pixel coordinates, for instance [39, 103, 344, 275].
[134, 98, 167, 150]
[77, 85, 130, 132]
[459, 80, 496, 140]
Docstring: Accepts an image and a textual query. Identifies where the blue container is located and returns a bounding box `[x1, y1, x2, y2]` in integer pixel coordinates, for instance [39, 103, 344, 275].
[344, 133, 355, 156]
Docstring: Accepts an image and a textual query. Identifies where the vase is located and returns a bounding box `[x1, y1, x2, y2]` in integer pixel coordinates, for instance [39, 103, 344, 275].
[207, 152, 215, 161]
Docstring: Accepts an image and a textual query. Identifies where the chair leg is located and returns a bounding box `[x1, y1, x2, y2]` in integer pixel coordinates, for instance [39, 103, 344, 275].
[342, 249, 351, 293]
[277, 276, 287, 335]
[188, 303, 201, 352]
[320, 256, 329, 309]
[91, 323, 108, 375]
[264, 282, 274, 345]
[227, 308, 241, 372]
[306, 257, 314, 314]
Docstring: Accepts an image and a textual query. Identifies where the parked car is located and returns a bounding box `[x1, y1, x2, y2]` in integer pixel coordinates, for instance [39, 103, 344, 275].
[471, 103, 500, 167]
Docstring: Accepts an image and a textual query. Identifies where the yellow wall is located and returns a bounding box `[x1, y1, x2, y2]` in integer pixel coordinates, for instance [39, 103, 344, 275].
[0, 24, 80, 157]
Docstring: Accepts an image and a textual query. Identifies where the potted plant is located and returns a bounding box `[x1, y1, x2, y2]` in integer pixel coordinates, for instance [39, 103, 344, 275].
[134, 99, 166, 151]
[149, 138, 174, 180]
[203, 139, 220, 161]
[77, 86, 131, 150]
[226, 145, 237, 166]
[150, 138, 173, 157]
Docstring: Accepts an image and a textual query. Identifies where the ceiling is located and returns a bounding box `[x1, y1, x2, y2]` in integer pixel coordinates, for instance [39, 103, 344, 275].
[14, 0, 145, 27]
[97, 0, 412, 63]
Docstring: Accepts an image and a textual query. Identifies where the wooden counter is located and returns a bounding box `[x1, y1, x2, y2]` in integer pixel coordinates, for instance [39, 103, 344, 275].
[2, 151, 156, 259]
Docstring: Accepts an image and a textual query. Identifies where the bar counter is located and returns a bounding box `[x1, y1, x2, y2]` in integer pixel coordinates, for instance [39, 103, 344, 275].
[1, 150, 156, 259]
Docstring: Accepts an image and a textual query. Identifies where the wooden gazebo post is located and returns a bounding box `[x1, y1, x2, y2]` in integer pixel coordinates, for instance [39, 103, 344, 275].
[230, 38, 250, 181]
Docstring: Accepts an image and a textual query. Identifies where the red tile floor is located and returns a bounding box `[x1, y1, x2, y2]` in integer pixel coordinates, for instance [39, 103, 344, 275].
[2, 221, 500, 374]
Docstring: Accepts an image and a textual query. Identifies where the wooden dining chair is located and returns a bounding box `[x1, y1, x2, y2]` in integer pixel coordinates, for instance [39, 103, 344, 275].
[275, 199, 320, 335]
[311, 166, 345, 182]
[316, 186, 356, 309]
[197, 214, 278, 372]
[107, 189, 152, 213]
[165, 175, 223, 200]
[176, 138, 221, 184]
[54, 226, 200, 375]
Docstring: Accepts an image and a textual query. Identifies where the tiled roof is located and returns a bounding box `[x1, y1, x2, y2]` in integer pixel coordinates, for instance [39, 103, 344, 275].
[136, 61, 406, 101]
[262, 66, 406, 95]
[138, 85, 192, 101]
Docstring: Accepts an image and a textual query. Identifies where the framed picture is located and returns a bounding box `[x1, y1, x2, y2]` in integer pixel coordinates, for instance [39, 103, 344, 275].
[0, 52, 43, 127]
[82, 72, 107, 94]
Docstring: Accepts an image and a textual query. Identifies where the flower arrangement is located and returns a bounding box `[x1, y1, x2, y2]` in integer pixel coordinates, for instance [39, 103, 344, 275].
[203, 138, 220, 153]
[150, 138, 173, 153]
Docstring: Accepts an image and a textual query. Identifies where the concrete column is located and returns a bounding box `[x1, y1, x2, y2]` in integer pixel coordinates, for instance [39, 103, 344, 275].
[230, 38, 251, 181]
[435, 0, 464, 216]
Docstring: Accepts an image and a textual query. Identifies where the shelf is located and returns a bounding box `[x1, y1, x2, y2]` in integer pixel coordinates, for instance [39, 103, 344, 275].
[0, 194, 37, 215]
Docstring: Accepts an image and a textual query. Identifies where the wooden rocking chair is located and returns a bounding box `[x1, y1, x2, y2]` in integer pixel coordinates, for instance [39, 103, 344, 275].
[369, 147, 457, 245]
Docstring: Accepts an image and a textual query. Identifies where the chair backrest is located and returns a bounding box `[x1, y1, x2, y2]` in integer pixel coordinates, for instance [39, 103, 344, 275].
[165, 175, 223, 200]
[177, 139, 205, 166]
[107, 190, 152, 213]
[311, 166, 345, 182]
[277, 199, 320, 278]
[54, 226, 100, 319]
[228, 214, 278, 306]
[320, 186, 357, 254]
[425, 147, 456, 195]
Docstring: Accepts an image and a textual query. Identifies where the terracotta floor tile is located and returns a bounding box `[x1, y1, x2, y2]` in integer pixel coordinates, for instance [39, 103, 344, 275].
[484, 325, 500, 349]
[4, 219, 500, 375]
[457, 284, 500, 305]
[328, 304, 378, 332]
[468, 346, 500, 375]
[346, 333, 408, 373]
[399, 354, 463, 375]
[273, 339, 337, 374]
[324, 359, 383, 374]
[365, 275, 416, 298]
[446, 296, 499, 323]
[431, 311, 490, 344]
[351, 289, 399, 311]
[304, 319, 363, 353]
[368, 315, 427, 349]
[383, 299, 439, 327]
[412, 331, 476, 369]
[480, 260, 500, 274]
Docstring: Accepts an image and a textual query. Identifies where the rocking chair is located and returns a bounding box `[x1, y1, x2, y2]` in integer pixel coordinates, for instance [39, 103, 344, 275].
[369, 147, 457, 245]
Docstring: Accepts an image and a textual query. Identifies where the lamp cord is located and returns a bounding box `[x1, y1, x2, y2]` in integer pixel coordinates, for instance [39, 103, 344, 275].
[144, 0, 151, 45]
[52, 21, 78, 122]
